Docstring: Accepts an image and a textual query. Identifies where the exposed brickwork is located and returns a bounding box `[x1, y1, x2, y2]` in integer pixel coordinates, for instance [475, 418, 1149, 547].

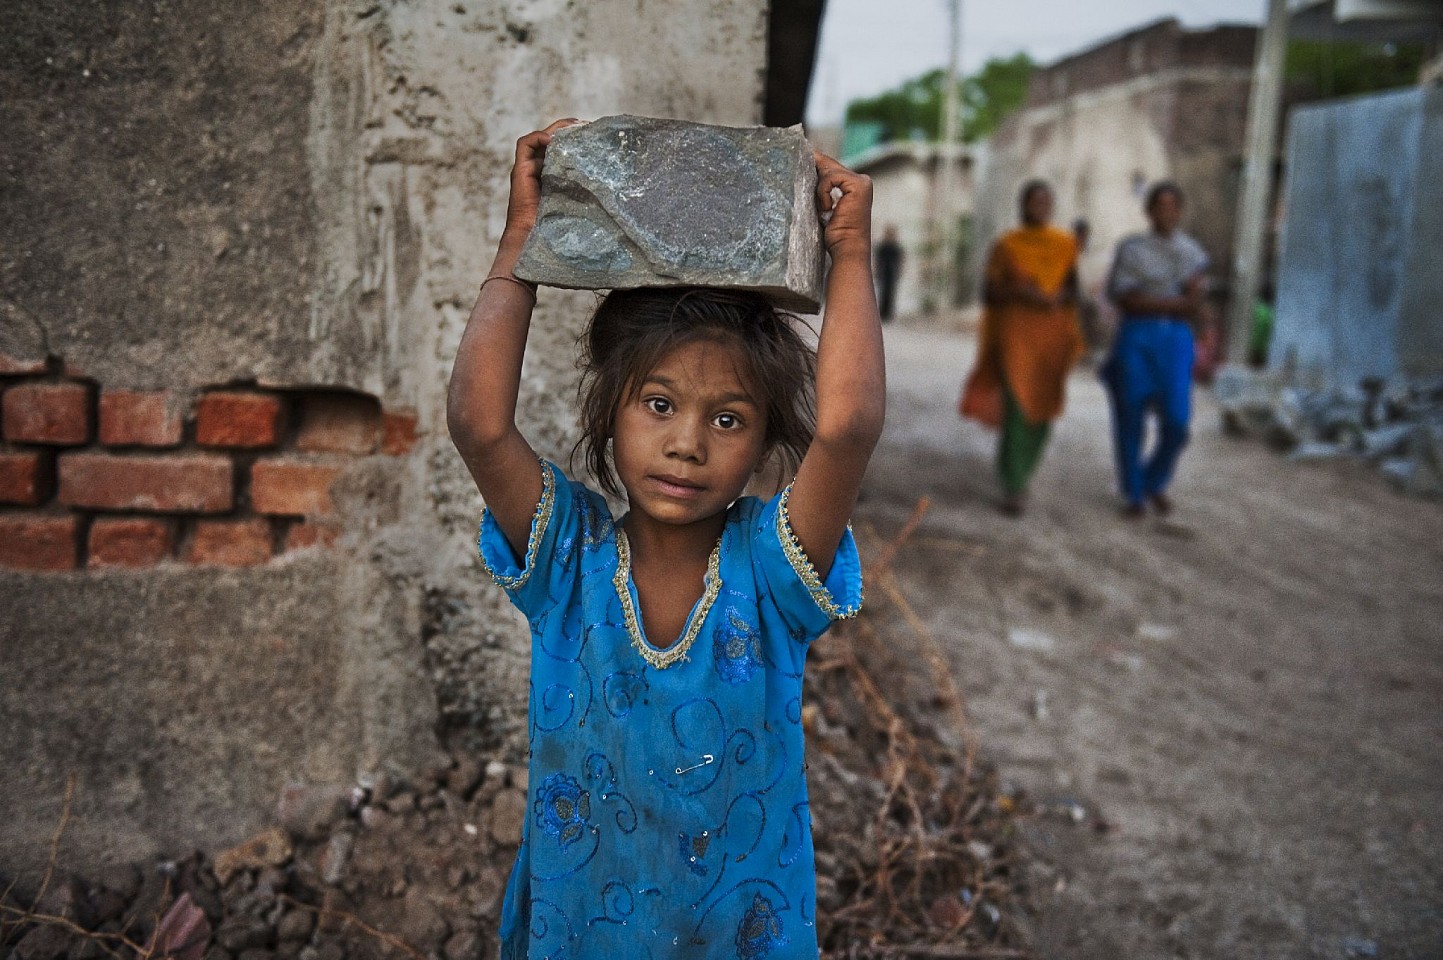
[0, 451, 52, 505]
[99, 390, 184, 448]
[187, 518, 273, 567]
[0, 364, 418, 570]
[285, 519, 342, 551]
[89, 517, 174, 568]
[196, 391, 282, 449]
[0, 515, 79, 571]
[59, 453, 233, 513]
[295, 393, 381, 454]
[251, 459, 341, 516]
[2, 382, 92, 445]
[381, 409, 420, 456]
[0, 352, 47, 375]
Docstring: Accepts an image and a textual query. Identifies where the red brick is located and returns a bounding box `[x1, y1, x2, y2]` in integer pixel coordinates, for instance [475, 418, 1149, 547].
[88, 517, 173, 568]
[187, 518, 272, 567]
[0, 515, 79, 571]
[2, 382, 91, 445]
[99, 390, 183, 447]
[59, 453, 233, 513]
[285, 519, 342, 551]
[381, 409, 419, 456]
[0, 451, 52, 505]
[0, 352, 47, 375]
[195, 391, 282, 449]
[250, 459, 341, 516]
[295, 393, 380, 454]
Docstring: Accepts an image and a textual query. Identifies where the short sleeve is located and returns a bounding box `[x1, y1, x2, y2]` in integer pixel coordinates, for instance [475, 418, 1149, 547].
[1106, 237, 1146, 301]
[477, 459, 578, 619]
[751, 485, 863, 645]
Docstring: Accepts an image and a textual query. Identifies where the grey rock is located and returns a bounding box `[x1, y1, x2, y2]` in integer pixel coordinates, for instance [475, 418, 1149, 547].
[445, 756, 484, 799]
[487, 788, 528, 847]
[516, 115, 824, 312]
[276, 906, 315, 943]
[276, 782, 351, 841]
[216, 916, 272, 953]
[12, 925, 73, 960]
[1360, 423, 1413, 458]
[320, 831, 354, 886]
[443, 928, 482, 960]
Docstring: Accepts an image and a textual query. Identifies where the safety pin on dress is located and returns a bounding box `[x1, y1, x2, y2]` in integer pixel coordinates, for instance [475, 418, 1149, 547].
[675, 754, 715, 775]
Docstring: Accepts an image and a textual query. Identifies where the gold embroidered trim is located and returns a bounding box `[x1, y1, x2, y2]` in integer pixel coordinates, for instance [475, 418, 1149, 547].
[478, 460, 556, 589]
[775, 484, 863, 621]
[613, 529, 722, 670]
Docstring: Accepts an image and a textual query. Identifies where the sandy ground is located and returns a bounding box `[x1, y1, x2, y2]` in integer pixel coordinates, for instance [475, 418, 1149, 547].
[856, 324, 1443, 960]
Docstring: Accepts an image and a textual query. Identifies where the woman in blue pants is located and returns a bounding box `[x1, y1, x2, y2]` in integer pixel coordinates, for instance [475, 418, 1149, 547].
[1102, 182, 1210, 518]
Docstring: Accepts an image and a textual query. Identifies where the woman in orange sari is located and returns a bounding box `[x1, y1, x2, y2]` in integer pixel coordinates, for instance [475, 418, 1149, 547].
[960, 181, 1084, 515]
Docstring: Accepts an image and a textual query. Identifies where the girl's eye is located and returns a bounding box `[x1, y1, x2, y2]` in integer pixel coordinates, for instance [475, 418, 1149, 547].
[713, 412, 742, 430]
[643, 397, 672, 415]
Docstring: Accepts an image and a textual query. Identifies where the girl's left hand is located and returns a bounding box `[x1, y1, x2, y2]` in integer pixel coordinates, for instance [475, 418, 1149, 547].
[814, 152, 873, 259]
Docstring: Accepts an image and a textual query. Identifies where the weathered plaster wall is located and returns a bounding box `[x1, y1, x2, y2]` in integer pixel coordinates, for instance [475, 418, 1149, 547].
[855, 146, 975, 318]
[0, 0, 770, 881]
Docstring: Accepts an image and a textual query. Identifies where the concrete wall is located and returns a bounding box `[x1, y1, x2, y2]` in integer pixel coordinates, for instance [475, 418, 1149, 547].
[0, 0, 769, 881]
[973, 20, 1254, 311]
[1271, 84, 1442, 388]
[856, 145, 975, 318]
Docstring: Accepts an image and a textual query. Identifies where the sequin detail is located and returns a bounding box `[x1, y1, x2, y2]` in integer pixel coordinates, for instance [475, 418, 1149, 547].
[477, 460, 555, 589]
[735, 893, 788, 959]
[775, 484, 862, 620]
[613, 530, 722, 670]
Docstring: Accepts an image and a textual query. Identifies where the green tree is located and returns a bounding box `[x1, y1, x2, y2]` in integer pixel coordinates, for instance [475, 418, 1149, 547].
[1285, 40, 1431, 99]
[843, 53, 1034, 145]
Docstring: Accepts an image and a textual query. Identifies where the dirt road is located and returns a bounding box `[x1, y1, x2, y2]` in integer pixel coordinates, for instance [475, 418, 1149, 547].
[858, 325, 1443, 959]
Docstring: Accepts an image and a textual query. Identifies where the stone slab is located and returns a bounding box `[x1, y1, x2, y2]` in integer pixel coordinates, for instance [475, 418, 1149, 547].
[515, 115, 824, 312]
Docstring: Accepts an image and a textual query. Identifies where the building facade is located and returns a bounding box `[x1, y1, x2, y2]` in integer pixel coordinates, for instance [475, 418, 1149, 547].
[973, 19, 1257, 315]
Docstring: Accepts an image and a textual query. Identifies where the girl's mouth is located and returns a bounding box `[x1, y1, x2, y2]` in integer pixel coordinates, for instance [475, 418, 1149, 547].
[650, 474, 703, 498]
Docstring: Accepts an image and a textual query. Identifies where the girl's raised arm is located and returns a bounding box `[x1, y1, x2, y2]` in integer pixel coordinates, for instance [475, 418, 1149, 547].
[785, 153, 887, 578]
[447, 119, 578, 556]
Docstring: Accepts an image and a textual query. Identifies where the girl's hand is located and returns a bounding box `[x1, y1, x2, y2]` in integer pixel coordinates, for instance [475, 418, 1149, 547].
[502, 119, 582, 242]
[814, 152, 873, 260]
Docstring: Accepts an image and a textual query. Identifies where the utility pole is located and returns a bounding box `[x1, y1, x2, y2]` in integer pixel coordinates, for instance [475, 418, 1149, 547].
[1226, 0, 1289, 363]
[932, 0, 963, 313]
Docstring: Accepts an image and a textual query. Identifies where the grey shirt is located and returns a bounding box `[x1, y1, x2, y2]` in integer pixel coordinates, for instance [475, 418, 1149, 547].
[1107, 230, 1209, 305]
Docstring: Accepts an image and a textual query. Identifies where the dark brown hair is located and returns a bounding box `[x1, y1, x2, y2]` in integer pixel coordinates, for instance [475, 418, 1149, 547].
[1018, 178, 1052, 219]
[1146, 180, 1184, 211]
[575, 287, 817, 499]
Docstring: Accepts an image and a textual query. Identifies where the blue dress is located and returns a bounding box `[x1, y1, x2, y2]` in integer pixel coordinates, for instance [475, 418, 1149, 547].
[478, 461, 863, 960]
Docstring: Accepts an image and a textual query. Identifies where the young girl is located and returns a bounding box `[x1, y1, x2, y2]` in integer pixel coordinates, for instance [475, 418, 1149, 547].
[447, 118, 885, 959]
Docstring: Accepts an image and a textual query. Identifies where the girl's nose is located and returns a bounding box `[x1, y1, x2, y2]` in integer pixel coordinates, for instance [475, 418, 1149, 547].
[664, 418, 706, 462]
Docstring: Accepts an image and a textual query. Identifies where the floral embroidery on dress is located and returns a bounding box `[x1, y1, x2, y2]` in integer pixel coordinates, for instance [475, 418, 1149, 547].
[713, 607, 764, 684]
[735, 893, 788, 959]
[535, 773, 592, 851]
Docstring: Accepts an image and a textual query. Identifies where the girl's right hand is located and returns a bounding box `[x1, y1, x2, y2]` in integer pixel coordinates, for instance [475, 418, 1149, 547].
[503, 119, 582, 241]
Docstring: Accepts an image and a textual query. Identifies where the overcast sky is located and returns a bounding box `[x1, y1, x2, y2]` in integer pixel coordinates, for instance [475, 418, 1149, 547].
[805, 0, 1269, 126]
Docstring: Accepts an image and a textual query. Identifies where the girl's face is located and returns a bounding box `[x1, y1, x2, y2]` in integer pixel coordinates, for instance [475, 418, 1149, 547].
[612, 338, 769, 530]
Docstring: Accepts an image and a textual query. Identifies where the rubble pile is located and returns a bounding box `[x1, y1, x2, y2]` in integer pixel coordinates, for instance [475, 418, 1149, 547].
[1216, 369, 1443, 496]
